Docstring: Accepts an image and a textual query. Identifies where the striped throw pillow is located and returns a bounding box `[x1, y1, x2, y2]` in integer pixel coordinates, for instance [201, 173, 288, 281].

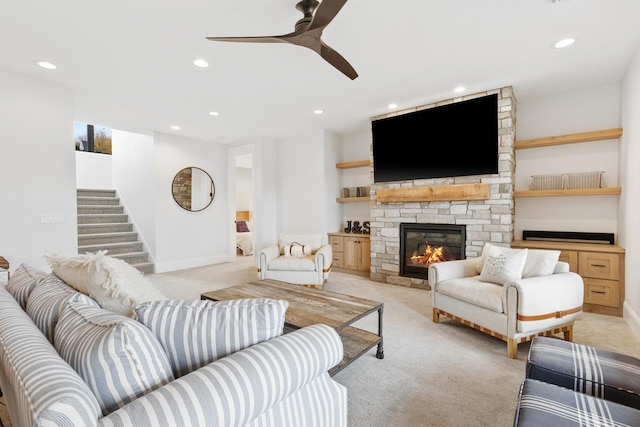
[54, 301, 175, 416]
[135, 298, 289, 377]
[6, 263, 47, 309]
[25, 274, 99, 343]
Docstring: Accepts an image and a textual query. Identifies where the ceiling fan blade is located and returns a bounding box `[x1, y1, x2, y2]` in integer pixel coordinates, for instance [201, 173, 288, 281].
[320, 41, 358, 80]
[206, 35, 285, 44]
[309, 0, 348, 31]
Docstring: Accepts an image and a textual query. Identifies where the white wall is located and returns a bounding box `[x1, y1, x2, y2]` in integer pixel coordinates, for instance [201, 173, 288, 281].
[341, 130, 372, 227]
[514, 84, 621, 239]
[276, 130, 341, 241]
[75, 151, 113, 189]
[154, 132, 228, 272]
[236, 167, 253, 211]
[620, 42, 640, 337]
[252, 139, 279, 252]
[111, 130, 156, 252]
[0, 70, 78, 271]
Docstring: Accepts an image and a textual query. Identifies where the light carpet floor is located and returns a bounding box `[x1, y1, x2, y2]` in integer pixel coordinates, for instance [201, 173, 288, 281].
[148, 256, 640, 427]
[2, 256, 639, 426]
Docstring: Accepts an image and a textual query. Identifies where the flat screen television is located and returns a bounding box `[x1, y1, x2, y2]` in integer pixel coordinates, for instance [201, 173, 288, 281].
[371, 93, 499, 183]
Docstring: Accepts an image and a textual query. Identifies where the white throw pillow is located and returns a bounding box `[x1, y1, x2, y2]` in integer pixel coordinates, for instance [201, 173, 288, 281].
[279, 233, 323, 254]
[55, 301, 174, 416]
[135, 298, 288, 377]
[522, 249, 561, 278]
[45, 251, 167, 317]
[283, 242, 312, 258]
[479, 245, 528, 285]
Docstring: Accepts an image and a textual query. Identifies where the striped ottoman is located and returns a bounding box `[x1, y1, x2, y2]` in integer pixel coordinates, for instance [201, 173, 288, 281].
[526, 336, 640, 409]
[514, 379, 640, 426]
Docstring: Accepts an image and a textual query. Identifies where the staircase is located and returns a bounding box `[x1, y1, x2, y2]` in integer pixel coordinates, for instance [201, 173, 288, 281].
[76, 189, 154, 274]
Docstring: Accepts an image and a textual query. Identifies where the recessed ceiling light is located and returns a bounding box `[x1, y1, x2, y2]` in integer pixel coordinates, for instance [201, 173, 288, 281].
[35, 60, 56, 70]
[454, 86, 465, 93]
[171, 125, 181, 130]
[388, 103, 398, 109]
[194, 59, 209, 68]
[313, 109, 324, 115]
[554, 38, 575, 49]
[209, 111, 219, 116]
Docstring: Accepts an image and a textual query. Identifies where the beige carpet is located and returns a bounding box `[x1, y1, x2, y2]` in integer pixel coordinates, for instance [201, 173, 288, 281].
[147, 256, 640, 427]
[1, 256, 639, 426]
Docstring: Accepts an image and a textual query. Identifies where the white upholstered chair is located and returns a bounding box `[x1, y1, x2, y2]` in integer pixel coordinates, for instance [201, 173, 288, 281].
[429, 243, 584, 358]
[257, 233, 332, 288]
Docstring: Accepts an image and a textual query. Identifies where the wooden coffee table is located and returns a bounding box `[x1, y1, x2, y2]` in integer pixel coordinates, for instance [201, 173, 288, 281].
[201, 279, 384, 376]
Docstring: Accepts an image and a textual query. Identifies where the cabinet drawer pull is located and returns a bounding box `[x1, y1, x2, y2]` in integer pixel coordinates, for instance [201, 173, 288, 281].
[590, 264, 607, 268]
[591, 290, 607, 294]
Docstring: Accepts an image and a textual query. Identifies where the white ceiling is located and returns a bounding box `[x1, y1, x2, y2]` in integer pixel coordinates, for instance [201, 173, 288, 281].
[2, 0, 640, 144]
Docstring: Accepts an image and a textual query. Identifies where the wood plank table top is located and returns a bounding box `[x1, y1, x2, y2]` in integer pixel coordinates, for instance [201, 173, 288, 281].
[201, 279, 384, 375]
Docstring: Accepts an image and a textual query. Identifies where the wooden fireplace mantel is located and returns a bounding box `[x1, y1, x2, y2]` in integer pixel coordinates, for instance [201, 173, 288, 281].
[377, 183, 490, 203]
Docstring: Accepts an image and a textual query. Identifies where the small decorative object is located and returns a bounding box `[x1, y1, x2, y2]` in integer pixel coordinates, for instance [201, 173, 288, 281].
[342, 187, 350, 198]
[352, 221, 362, 233]
[530, 173, 564, 190]
[363, 221, 370, 234]
[344, 220, 352, 233]
[565, 171, 605, 189]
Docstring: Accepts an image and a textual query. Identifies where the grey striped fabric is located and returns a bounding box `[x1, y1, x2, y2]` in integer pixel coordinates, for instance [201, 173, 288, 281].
[0, 285, 102, 426]
[25, 273, 99, 343]
[514, 379, 640, 426]
[527, 336, 640, 409]
[135, 298, 289, 377]
[5, 263, 47, 309]
[54, 301, 175, 416]
[98, 323, 346, 427]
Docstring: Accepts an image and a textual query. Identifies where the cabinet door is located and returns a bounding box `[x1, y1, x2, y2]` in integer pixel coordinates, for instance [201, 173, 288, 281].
[344, 237, 370, 271]
[343, 237, 361, 270]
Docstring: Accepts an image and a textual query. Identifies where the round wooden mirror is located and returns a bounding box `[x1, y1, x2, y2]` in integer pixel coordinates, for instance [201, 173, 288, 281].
[171, 167, 215, 212]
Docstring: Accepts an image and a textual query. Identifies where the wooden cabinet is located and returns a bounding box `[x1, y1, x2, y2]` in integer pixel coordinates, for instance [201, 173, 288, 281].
[511, 240, 625, 316]
[329, 232, 370, 276]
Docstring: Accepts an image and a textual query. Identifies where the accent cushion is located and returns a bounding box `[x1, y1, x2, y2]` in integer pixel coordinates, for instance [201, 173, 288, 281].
[514, 378, 640, 426]
[26, 274, 99, 343]
[0, 285, 102, 425]
[279, 233, 323, 254]
[284, 242, 312, 258]
[522, 249, 561, 278]
[54, 301, 174, 416]
[236, 220, 250, 232]
[526, 336, 640, 409]
[479, 245, 528, 285]
[135, 298, 288, 377]
[437, 276, 504, 313]
[45, 251, 167, 317]
[268, 256, 316, 271]
[6, 263, 47, 309]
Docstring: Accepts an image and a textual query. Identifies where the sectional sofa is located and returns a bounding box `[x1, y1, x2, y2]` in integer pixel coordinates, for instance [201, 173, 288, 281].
[0, 255, 347, 426]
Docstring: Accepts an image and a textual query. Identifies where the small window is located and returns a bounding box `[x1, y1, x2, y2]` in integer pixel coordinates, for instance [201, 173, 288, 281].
[75, 122, 112, 155]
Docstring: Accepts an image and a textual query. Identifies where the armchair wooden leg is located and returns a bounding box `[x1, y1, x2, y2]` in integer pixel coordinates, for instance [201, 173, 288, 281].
[563, 325, 574, 342]
[432, 308, 440, 323]
[507, 339, 518, 359]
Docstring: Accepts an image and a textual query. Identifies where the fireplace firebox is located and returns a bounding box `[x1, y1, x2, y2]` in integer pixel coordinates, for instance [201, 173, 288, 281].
[399, 223, 466, 279]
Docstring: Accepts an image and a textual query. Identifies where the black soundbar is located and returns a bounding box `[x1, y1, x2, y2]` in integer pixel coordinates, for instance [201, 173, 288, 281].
[522, 230, 614, 245]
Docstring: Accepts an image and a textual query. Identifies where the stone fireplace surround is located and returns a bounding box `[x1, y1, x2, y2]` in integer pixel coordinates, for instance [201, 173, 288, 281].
[368, 87, 517, 290]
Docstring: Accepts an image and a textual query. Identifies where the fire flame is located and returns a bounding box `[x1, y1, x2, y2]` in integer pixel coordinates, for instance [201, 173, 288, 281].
[410, 244, 446, 265]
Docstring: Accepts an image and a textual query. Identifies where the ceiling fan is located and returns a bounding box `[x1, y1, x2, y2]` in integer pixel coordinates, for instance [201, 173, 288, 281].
[206, 0, 358, 80]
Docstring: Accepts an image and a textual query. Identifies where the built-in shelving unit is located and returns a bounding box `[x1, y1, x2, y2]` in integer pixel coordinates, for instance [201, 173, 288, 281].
[514, 128, 622, 198]
[336, 160, 370, 203]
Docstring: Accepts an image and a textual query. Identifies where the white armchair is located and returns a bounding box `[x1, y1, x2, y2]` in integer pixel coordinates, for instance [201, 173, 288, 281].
[257, 233, 332, 288]
[429, 244, 584, 358]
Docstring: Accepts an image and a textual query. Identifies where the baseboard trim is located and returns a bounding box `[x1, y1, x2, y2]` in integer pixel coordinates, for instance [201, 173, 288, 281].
[155, 255, 228, 273]
[623, 302, 640, 341]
